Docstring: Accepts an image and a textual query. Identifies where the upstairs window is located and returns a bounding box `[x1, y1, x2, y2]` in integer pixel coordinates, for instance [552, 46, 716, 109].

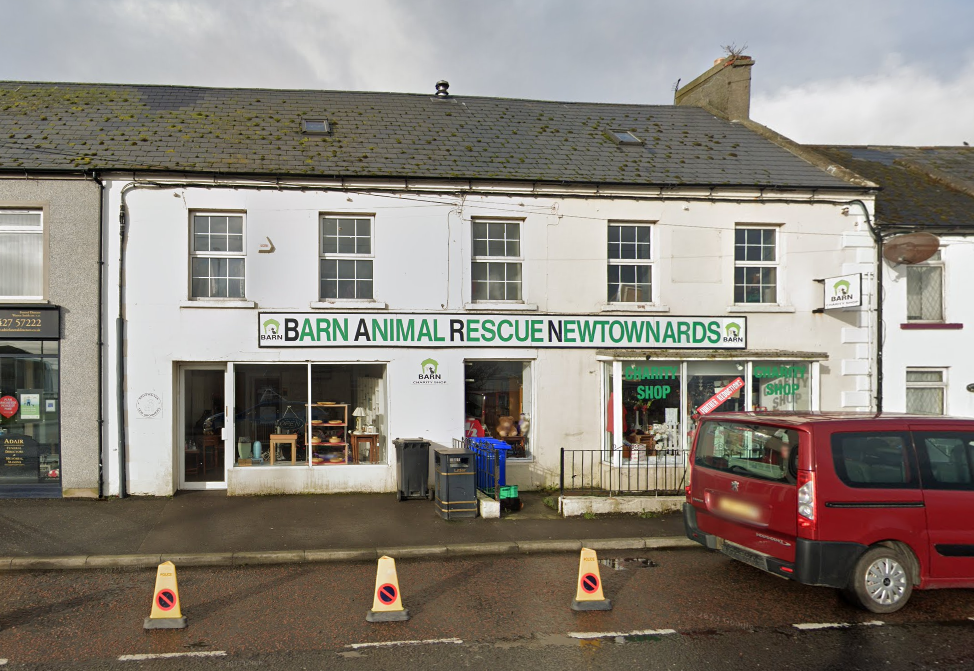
[0, 210, 43, 300]
[190, 213, 245, 299]
[472, 220, 522, 302]
[320, 216, 373, 300]
[734, 226, 778, 304]
[906, 368, 946, 415]
[907, 250, 943, 321]
[607, 223, 653, 303]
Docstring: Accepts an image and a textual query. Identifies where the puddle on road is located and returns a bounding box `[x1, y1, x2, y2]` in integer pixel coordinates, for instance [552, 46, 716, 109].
[598, 558, 659, 570]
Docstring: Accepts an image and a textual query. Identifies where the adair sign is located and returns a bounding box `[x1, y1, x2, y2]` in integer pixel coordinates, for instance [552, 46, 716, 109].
[258, 313, 747, 349]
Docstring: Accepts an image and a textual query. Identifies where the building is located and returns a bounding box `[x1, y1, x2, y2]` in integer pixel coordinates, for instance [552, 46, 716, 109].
[814, 145, 974, 417]
[0, 58, 877, 497]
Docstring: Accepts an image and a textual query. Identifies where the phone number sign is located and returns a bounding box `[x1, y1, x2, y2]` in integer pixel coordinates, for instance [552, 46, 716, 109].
[0, 307, 60, 340]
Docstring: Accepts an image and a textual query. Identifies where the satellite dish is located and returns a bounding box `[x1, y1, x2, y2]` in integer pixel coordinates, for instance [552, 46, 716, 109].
[882, 232, 940, 265]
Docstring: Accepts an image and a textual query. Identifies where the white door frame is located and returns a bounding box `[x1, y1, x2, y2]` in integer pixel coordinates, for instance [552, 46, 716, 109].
[177, 363, 229, 490]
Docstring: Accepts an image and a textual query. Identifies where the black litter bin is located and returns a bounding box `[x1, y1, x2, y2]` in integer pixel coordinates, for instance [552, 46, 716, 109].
[434, 447, 476, 519]
[393, 437, 433, 501]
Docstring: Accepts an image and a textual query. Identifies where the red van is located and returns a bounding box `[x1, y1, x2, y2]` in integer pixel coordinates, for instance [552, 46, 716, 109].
[683, 412, 974, 613]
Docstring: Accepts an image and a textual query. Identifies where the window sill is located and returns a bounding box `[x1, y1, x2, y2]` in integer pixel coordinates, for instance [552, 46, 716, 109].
[463, 302, 539, 311]
[310, 300, 388, 310]
[901, 322, 962, 330]
[179, 299, 257, 309]
[727, 304, 796, 313]
[0, 298, 48, 304]
[600, 303, 670, 313]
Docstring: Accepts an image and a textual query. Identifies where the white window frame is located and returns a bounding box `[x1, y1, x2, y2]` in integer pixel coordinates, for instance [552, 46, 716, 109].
[906, 250, 944, 322]
[189, 211, 246, 300]
[0, 208, 45, 301]
[734, 224, 780, 305]
[471, 218, 523, 303]
[319, 215, 375, 301]
[607, 221, 654, 304]
[906, 367, 947, 415]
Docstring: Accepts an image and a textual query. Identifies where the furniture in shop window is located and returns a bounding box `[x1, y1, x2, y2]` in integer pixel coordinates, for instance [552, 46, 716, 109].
[185, 447, 201, 476]
[501, 435, 525, 458]
[351, 433, 380, 464]
[310, 403, 348, 464]
[269, 434, 298, 465]
[203, 434, 221, 470]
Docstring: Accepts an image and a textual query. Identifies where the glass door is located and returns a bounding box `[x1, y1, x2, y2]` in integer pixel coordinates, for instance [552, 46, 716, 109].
[179, 366, 227, 490]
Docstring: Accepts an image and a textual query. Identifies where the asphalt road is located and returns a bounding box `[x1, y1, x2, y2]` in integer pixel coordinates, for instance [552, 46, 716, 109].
[3, 548, 974, 669]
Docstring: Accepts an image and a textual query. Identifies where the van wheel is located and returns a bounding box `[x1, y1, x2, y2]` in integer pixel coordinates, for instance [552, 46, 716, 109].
[844, 546, 913, 613]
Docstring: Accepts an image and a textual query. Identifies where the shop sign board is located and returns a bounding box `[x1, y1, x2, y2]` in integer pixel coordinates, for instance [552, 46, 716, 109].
[824, 273, 862, 310]
[258, 313, 747, 349]
[1, 433, 40, 480]
[0, 307, 60, 340]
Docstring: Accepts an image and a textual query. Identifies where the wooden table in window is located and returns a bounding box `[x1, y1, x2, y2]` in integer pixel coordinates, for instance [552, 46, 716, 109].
[350, 433, 380, 464]
[269, 434, 298, 465]
[500, 436, 525, 458]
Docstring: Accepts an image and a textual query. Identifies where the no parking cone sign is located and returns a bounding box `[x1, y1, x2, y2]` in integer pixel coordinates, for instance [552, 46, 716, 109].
[144, 561, 188, 629]
[571, 548, 612, 611]
[367, 556, 410, 622]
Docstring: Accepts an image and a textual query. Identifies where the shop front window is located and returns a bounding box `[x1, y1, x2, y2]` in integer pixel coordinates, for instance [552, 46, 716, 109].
[464, 360, 531, 458]
[0, 341, 60, 489]
[687, 361, 747, 436]
[310, 364, 386, 464]
[234, 364, 308, 467]
[752, 362, 811, 411]
[621, 361, 681, 458]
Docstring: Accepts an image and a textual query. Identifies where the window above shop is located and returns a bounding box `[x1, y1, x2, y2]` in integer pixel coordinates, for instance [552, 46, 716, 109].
[734, 225, 779, 305]
[0, 210, 44, 301]
[189, 212, 246, 300]
[471, 220, 522, 302]
[320, 216, 374, 301]
[607, 222, 653, 304]
[906, 250, 944, 322]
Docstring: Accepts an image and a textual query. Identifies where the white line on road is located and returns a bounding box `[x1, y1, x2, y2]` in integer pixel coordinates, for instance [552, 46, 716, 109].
[568, 629, 678, 640]
[345, 638, 463, 650]
[793, 621, 884, 630]
[119, 651, 228, 661]
[0, 658, 8, 666]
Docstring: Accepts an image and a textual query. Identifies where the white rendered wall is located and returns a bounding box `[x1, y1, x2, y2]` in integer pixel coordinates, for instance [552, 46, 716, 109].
[101, 181, 876, 495]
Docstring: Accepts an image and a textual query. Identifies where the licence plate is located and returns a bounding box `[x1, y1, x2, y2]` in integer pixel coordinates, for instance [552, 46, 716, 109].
[717, 495, 762, 522]
[721, 541, 768, 571]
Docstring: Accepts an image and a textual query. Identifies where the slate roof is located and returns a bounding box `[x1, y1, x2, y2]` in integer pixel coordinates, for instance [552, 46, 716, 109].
[813, 146, 974, 231]
[0, 81, 856, 189]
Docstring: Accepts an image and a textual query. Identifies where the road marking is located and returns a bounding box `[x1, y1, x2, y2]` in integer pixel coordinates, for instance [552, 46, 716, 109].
[0, 659, 7, 666]
[568, 629, 677, 640]
[118, 651, 227, 661]
[345, 637, 463, 650]
[793, 621, 884, 631]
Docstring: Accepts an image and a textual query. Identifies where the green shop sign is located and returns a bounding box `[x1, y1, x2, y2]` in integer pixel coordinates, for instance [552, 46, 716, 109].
[258, 313, 747, 349]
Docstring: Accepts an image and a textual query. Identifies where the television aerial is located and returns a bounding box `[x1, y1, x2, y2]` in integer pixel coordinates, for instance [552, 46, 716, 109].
[882, 232, 940, 265]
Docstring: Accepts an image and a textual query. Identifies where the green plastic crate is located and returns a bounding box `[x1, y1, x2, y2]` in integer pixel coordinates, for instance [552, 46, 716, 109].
[500, 485, 518, 499]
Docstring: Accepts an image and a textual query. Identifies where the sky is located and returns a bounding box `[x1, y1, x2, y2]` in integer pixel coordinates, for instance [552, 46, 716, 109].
[3, 0, 972, 146]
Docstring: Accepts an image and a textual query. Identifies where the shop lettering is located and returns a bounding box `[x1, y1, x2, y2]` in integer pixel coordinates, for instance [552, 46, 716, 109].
[636, 385, 671, 400]
[753, 366, 806, 379]
[764, 382, 801, 396]
[624, 366, 679, 381]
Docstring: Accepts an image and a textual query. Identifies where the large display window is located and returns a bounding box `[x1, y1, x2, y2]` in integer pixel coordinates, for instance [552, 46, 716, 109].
[232, 362, 386, 468]
[0, 341, 60, 492]
[464, 360, 532, 458]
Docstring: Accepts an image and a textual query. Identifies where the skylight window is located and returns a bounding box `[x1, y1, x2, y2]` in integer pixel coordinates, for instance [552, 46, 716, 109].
[302, 119, 331, 134]
[608, 130, 643, 145]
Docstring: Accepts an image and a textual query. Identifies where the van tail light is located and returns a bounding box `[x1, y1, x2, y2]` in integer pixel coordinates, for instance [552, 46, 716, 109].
[797, 469, 816, 536]
[685, 459, 693, 502]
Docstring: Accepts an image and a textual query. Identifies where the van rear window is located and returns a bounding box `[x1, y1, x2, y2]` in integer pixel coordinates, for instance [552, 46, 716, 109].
[695, 421, 799, 484]
[830, 432, 917, 489]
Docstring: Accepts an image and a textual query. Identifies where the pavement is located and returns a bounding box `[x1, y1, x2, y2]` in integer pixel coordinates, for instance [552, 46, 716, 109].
[0, 491, 695, 571]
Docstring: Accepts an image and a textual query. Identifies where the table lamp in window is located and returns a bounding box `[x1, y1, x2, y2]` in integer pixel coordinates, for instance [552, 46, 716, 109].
[352, 406, 366, 434]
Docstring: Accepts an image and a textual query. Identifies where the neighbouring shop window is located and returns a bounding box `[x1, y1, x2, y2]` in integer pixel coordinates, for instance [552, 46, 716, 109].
[907, 251, 943, 322]
[471, 220, 522, 302]
[734, 226, 778, 304]
[190, 212, 245, 299]
[183, 370, 225, 484]
[0, 210, 43, 300]
[464, 360, 531, 458]
[607, 222, 653, 303]
[906, 368, 946, 415]
[0, 341, 60, 487]
[620, 361, 681, 460]
[752, 362, 811, 411]
[320, 216, 374, 300]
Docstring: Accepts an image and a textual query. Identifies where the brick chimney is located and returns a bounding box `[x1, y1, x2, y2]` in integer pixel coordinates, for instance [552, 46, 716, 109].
[675, 55, 754, 121]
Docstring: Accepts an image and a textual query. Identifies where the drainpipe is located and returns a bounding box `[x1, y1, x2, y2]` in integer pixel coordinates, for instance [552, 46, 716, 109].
[117, 187, 130, 498]
[847, 200, 882, 414]
[91, 171, 105, 499]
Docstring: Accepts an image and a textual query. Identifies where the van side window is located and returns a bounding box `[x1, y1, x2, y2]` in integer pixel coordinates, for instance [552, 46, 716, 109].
[914, 432, 974, 490]
[830, 432, 917, 489]
[695, 421, 800, 484]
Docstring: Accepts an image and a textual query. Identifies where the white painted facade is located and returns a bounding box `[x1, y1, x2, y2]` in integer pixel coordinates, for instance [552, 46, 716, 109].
[100, 178, 877, 496]
[881, 237, 974, 417]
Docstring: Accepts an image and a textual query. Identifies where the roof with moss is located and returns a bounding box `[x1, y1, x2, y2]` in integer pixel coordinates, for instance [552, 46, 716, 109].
[812, 146, 974, 231]
[0, 81, 855, 189]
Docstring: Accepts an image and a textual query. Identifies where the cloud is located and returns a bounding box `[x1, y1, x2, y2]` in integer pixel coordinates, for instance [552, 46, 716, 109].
[752, 58, 974, 146]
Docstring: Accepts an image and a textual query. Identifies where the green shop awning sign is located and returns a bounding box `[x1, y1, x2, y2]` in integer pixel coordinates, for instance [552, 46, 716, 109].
[257, 313, 747, 349]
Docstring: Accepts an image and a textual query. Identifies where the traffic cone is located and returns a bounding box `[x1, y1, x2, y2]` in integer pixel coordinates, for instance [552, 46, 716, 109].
[366, 555, 410, 622]
[571, 548, 612, 611]
[144, 561, 188, 629]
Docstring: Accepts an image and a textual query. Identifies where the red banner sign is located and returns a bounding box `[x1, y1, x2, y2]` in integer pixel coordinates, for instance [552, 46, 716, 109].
[0, 395, 18, 418]
[696, 377, 745, 415]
